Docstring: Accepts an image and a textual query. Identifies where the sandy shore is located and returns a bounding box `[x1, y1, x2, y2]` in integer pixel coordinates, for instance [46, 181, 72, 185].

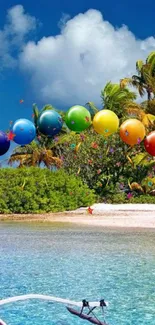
[0, 204, 155, 228]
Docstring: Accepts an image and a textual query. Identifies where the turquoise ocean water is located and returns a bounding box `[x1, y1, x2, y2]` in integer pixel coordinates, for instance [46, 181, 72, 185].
[0, 223, 155, 325]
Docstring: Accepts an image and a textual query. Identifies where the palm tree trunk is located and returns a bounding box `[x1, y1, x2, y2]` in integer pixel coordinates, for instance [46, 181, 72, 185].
[147, 89, 151, 101]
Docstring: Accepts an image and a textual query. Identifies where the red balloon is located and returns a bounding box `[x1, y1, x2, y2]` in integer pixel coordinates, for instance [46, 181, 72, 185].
[144, 131, 155, 156]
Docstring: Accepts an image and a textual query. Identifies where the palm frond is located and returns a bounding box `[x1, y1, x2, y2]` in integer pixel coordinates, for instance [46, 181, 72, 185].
[132, 152, 154, 167]
[130, 182, 144, 192]
[130, 77, 146, 97]
[125, 101, 142, 109]
[42, 149, 62, 168]
[103, 81, 113, 93]
[32, 104, 39, 128]
[107, 83, 120, 96]
[146, 51, 155, 65]
[102, 82, 136, 103]
[136, 60, 144, 74]
[8, 145, 62, 169]
[120, 78, 134, 88]
[125, 105, 145, 120]
[8, 153, 32, 167]
[126, 154, 134, 166]
[141, 99, 155, 114]
[85, 102, 99, 117]
[142, 114, 155, 127]
[42, 104, 56, 112]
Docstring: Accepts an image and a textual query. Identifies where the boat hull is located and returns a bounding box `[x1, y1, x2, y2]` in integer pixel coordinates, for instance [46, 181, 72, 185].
[67, 307, 108, 325]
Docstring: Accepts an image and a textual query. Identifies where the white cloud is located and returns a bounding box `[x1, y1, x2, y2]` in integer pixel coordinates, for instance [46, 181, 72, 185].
[6, 5, 36, 37]
[0, 30, 16, 69]
[0, 5, 37, 70]
[58, 13, 71, 30]
[19, 9, 155, 107]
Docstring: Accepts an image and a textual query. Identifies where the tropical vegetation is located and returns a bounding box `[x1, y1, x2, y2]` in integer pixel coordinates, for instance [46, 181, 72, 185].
[0, 168, 96, 213]
[1, 51, 155, 213]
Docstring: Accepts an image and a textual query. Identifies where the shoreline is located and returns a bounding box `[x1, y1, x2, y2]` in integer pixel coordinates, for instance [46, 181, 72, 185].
[0, 204, 155, 228]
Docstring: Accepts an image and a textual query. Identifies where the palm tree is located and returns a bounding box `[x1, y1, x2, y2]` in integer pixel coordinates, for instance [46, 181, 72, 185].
[146, 51, 155, 77]
[86, 82, 137, 119]
[120, 52, 155, 101]
[8, 103, 74, 168]
[8, 141, 62, 169]
[101, 82, 137, 118]
[32, 103, 68, 137]
[30, 103, 71, 155]
[140, 98, 155, 115]
[124, 101, 155, 128]
[85, 102, 99, 118]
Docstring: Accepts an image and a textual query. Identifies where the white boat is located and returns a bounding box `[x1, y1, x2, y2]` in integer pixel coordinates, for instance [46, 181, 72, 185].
[0, 295, 109, 325]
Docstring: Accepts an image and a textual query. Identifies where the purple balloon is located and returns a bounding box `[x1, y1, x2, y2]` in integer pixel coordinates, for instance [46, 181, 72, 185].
[0, 131, 10, 156]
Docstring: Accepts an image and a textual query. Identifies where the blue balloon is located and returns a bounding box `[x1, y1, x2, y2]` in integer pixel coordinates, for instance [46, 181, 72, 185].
[38, 110, 63, 136]
[12, 119, 36, 145]
[0, 131, 10, 156]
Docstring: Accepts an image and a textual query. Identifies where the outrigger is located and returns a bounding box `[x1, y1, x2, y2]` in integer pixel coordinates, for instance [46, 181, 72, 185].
[0, 294, 109, 325]
[67, 299, 108, 325]
[0, 320, 7, 325]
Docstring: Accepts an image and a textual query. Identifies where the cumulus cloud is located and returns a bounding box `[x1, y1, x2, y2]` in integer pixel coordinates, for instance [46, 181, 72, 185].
[19, 9, 155, 107]
[0, 30, 16, 69]
[58, 13, 71, 30]
[0, 5, 37, 70]
[6, 5, 36, 37]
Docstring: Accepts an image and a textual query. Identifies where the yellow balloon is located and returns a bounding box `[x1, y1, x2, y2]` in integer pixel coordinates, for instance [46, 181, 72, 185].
[93, 110, 119, 136]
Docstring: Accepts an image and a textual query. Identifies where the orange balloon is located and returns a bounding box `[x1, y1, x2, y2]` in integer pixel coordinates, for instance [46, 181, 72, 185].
[120, 119, 146, 146]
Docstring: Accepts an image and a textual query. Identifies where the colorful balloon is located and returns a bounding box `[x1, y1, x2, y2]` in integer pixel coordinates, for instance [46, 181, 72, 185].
[93, 110, 119, 136]
[65, 105, 91, 132]
[120, 119, 146, 146]
[144, 131, 155, 156]
[0, 131, 10, 156]
[38, 110, 63, 136]
[12, 119, 36, 145]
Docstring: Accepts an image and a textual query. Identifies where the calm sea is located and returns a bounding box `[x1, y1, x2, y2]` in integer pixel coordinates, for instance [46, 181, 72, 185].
[0, 223, 155, 325]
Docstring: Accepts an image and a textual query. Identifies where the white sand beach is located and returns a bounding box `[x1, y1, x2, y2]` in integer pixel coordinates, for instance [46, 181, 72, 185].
[0, 204, 155, 228]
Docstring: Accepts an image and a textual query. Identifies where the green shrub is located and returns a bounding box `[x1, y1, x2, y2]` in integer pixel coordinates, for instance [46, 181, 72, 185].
[52, 129, 153, 197]
[0, 167, 96, 213]
[105, 193, 155, 204]
[129, 195, 155, 204]
[106, 192, 127, 204]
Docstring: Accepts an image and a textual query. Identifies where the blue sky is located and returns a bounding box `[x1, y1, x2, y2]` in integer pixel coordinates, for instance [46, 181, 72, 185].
[0, 0, 155, 162]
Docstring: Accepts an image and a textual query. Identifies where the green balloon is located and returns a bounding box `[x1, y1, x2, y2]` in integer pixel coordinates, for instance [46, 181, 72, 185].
[65, 105, 91, 132]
